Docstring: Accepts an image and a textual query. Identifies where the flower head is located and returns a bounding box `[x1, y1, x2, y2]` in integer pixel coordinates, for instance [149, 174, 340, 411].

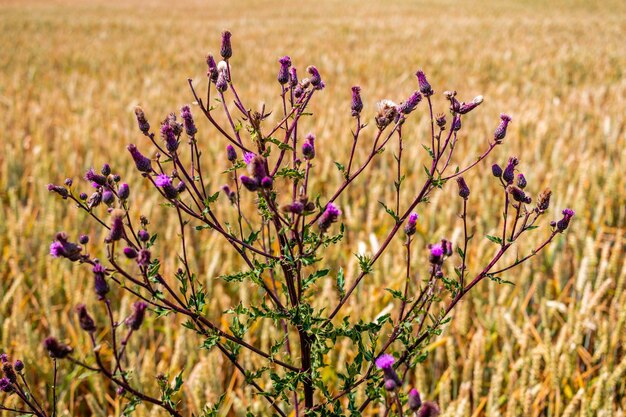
[417, 401, 440, 417]
[398, 91, 422, 114]
[456, 177, 470, 199]
[92, 263, 109, 299]
[108, 209, 125, 242]
[408, 388, 422, 411]
[458, 95, 484, 114]
[43, 337, 73, 359]
[494, 113, 512, 143]
[155, 174, 178, 199]
[0, 377, 12, 393]
[351, 86, 363, 117]
[49, 232, 82, 261]
[118, 183, 130, 200]
[556, 208, 575, 232]
[76, 304, 96, 333]
[277, 56, 291, 85]
[375, 354, 395, 369]
[85, 168, 107, 187]
[220, 30, 232, 59]
[127, 144, 152, 173]
[307, 65, 323, 89]
[206, 54, 218, 82]
[180, 105, 197, 137]
[126, 301, 148, 330]
[405, 212, 419, 236]
[302, 133, 316, 160]
[318, 203, 341, 233]
[416, 70, 433, 96]
[226, 145, 237, 162]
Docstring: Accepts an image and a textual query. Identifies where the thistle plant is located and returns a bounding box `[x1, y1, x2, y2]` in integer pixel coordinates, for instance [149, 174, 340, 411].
[2, 31, 574, 417]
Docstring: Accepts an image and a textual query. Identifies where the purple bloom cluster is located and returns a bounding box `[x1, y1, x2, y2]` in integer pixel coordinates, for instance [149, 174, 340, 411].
[318, 203, 341, 233]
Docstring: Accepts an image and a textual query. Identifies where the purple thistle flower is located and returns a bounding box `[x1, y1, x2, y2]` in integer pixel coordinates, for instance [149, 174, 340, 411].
[101, 163, 111, 176]
[417, 401, 440, 417]
[375, 354, 402, 389]
[118, 183, 130, 200]
[226, 145, 237, 162]
[351, 86, 363, 117]
[65, 177, 73, 186]
[176, 181, 186, 194]
[458, 95, 484, 114]
[206, 54, 218, 82]
[408, 388, 422, 411]
[384, 379, 397, 391]
[0, 377, 12, 393]
[456, 177, 470, 199]
[307, 65, 323, 89]
[302, 133, 316, 160]
[102, 190, 115, 205]
[123, 247, 138, 258]
[108, 209, 125, 241]
[436, 113, 446, 128]
[126, 301, 148, 330]
[92, 263, 109, 299]
[507, 185, 527, 203]
[289, 67, 298, 88]
[502, 159, 516, 184]
[318, 203, 341, 232]
[79, 234, 89, 244]
[155, 174, 178, 199]
[405, 212, 418, 236]
[517, 173, 527, 189]
[87, 191, 102, 209]
[49, 232, 82, 261]
[556, 208, 575, 232]
[494, 113, 512, 143]
[180, 105, 197, 136]
[137, 249, 151, 267]
[283, 201, 304, 215]
[85, 168, 107, 187]
[138, 230, 150, 242]
[240, 175, 259, 192]
[160, 122, 178, 153]
[79, 192, 88, 200]
[220, 30, 232, 60]
[294, 84, 304, 99]
[277, 56, 291, 85]
[260, 176, 273, 189]
[492, 163, 503, 178]
[47, 184, 69, 199]
[243, 152, 256, 165]
[2, 363, 16, 383]
[375, 354, 395, 369]
[248, 155, 267, 182]
[536, 189, 552, 213]
[13, 360, 23, 372]
[134, 106, 150, 134]
[76, 304, 96, 333]
[452, 114, 462, 131]
[43, 337, 73, 359]
[416, 70, 434, 96]
[0, 354, 7, 363]
[127, 144, 152, 173]
[216, 69, 228, 92]
[429, 243, 444, 265]
[398, 91, 422, 114]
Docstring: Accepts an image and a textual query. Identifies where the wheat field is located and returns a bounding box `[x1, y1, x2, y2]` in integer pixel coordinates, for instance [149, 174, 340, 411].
[0, 0, 625, 415]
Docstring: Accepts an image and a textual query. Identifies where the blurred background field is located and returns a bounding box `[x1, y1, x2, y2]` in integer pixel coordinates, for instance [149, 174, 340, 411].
[0, 0, 625, 415]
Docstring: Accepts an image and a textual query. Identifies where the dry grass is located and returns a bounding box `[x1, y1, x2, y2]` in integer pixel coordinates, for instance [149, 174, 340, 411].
[0, 0, 625, 415]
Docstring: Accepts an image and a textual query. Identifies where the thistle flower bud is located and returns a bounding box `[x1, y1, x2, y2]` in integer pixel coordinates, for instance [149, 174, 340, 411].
[47, 184, 69, 199]
[49, 232, 82, 261]
[206, 53, 219, 81]
[516, 173, 527, 189]
[76, 304, 96, 333]
[180, 105, 197, 137]
[436, 113, 446, 128]
[137, 249, 151, 267]
[492, 163, 503, 178]
[134, 106, 150, 134]
[43, 337, 73, 359]
[220, 30, 232, 59]
[375, 354, 402, 389]
[216, 69, 228, 92]
[248, 155, 267, 182]
[307, 65, 323, 89]
[408, 388, 422, 411]
[87, 191, 102, 209]
[102, 190, 115, 205]
[116, 386, 126, 396]
[288, 67, 298, 88]
[302, 133, 316, 160]
[126, 301, 148, 330]
[108, 209, 125, 241]
[536, 188, 551, 213]
[416, 70, 434, 96]
[375, 100, 398, 130]
[79, 234, 89, 244]
[138, 230, 150, 242]
[351, 86, 363, 117]
[123, 247, 137, 258]
[0, 354, 7, 363]
[384, 379, 397, 391]
[64, 178, 73, 187]
[398, 91, 422, 114]
[556, 208, 575, 232]
[405, 212, 418, 236]
[456, 177, 470, 199]
[127, 144, 152, 173]
[226, 145, 237, 162]
[79, 192, 88, 200]
[282, 201, 304, 214]
[240, 175, 259, 192]
[92, 263, 109, 299]
[458, 95, 484, 114]
[452, 115, 462, 131]
[429, 243, 444, 265]
[318, 203, 341, 233]
[494, 113, 512, 143]
[277, 56, 291, 85]
[417, 401, 440, 417]
[85, 168, 107, 187]
[502, 159, 516, 184]
[101, 164, 111, 176]
[176, 181, 186, 194]
[155, 174, 178, 199]
[507, 185, 527, 203]
[160, 122, 178, 153]
[2, 363, 16, 383]
[260, 176, 273, 189]
[0, 377, 12, 393]
[294, 84, 304, 99]
[13, 360, 23, 372]
[118, 183, 130, 200]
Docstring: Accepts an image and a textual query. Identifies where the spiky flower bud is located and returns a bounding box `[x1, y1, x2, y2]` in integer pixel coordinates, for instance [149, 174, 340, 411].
[307, 65, 323, 89]
[417, 401, 440, 417]
[516, 173, 527, 189]
[398, 91, 422, 114]
[220, 31, 232, 60]
[375, 354, 402, 390]
[13, 360, 23, 373]
[452, 115, 462, 131]
[134, 106, 150, 134]
[556, 208, 575, 232]
[507, 185, 527, 203]
[416, 70, 434, 96]
[126, 301, 148, 330]
[240, 175, 259, 192]
[2, 363, 16, 383]
[536, 188, 551, 213]
[436, 113, 446, 128]
[318, 203, 341, 233]
[85, 168, 107, 187]
[102, 190, 115, 205]
[79, 235, 89, 244]
[492, 163, 503, 178]
[408, 388, 422, 411]
[127, 144, 152, 173]
[137, 249, 151, 267]
[375, 100, 398, 130]
[302, 133, 316, 160]
[155, 174, 178, 199]
[405, 212, 419, 236]
[260, 176, 273, 189]
[456, 177, 470, 199]
[138, 230, 150, 242]
[248, 155, 267, 182]
[92, 263, 109, 299]
[47, 184, 69, 199]
[108, 209, 125, 241]
[226, 145, 237, 162]
[494, 113, 512, 143]
[123, 247, 137, 258]
[429, 243, 444, 265]
[458, 95, 484, 114]
[351, 86, 363, 117]
[502, 158, 517, 184]
[216, 69, 228, 92]
[118, 183, 130, 200]
[180, 105, 197, 137]
[43, 337, 73, 359]
[160, 122, 178, 153]
[79, 192, 88, 200]
[0, 377, 12, 393]
[76, 304, 96, 333]
[101, 163, 111, 176]
[277, 56, 291, 85]
[49, 232, 82, 261]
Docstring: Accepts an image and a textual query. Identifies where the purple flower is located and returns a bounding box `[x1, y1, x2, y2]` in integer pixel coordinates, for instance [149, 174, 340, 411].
[429, 243, 444, 265]
[102, 190, 115, 205]
[318, 203, 341, 232]
[49, 232, 82, 261]
[79, 235, 89, 244]
[260, 176, 273, 189]
[226, 145, 237, 162]
[492, 163, 503, 178]
[220, 30, 232, 59]
[123, 247, 138, 258]
[307, 65, 323, 89]
[248, 155, 267, 182]
[556, 208, 575, 232]
[517, 173, 527, 189]
[137, 249, 151, 267]
[126, 301, 148, 330]
[240, 175, 259, 192]
[118, 183, 130, 200]
[101, 164, 111, 176]
[416, 70, 433, 96]
[494, 113, 512, 143]
[176, 181, 186, 194]
[85, 168, 107, 187]
[13, 360, 23, 372]
[351, 86, 363, 117]
[384, 379, 397, 391]
[277, 56, 291, 85]
[417, 401, 440, 417]
[302, 133, 316, 160]
[398, 91, 422, 114]
[138, 230, 150, 242]
[47, 184, 69, 199]
[456, 177, 470, 199]
[375, 354, 395, 369]
[458, 95, 484, 114]
[2, 362, 16, 383]
[43, 337, 72, 359]
[76, 304, 96, 333]
[155, 174, 178, 199]
[134, 106, 150, 134]
[0, 354, 7, 363]
[180, 105, 197, 136]
[127, 144, 152, 173]
[160, 122, 178, 153]
[92, 263, 109, 299]
[0, 377, 12, 393]
[79, 192, 88, 200]
[243, 152, 256, 165]
[206, 54, 218, 82]
[108, 209, 125, 241]
[405, 212, 418, 236]
[408, 388, 422, 411]
[216, 69, 228, 92]
[375, 354, 402, 390]
[289, 67, 298, 88]
[436, 113, 446, 128]
[452, 114, 462, 131]
[502, 158, 517, 184]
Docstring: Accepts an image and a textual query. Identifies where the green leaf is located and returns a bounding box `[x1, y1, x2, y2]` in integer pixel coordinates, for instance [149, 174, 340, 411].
[336, 268, 346, 298]
[486, 235, 503, 245]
